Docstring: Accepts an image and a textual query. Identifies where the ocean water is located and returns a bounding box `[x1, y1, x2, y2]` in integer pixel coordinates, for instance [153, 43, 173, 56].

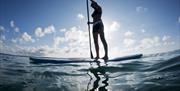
[0, 50, 180, 91]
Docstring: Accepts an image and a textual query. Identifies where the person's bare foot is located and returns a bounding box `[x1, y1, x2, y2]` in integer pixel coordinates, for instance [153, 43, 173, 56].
[102, 56, 108, 60]
[95, 56, 99, 60]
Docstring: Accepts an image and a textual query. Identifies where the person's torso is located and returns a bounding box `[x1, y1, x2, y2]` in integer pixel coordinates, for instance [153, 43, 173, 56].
[92, 8, 102, 22]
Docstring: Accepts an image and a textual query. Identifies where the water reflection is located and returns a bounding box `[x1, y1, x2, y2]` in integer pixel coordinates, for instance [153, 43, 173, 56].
[87, 61, 109, 91]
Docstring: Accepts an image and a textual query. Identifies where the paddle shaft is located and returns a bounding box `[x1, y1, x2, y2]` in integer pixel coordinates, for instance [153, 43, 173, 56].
[86, 0, 93, 59]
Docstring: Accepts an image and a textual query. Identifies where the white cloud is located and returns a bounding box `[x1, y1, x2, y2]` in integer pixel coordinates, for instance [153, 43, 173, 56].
[65, 27, 79, 41]
[0, 27, 177, 59]
[1, 35, 5, 40]
[59, 28, 66, 32]
[123, 38, 135, 47]
[123, 31, 135, 47]
[162, 35, 174, 45]
[21, 32, 35, 42]
[0, 25, 5, 33]
[171, 42, 175, 45]
[141, 29, 146, 33]
[34, 45, 71, 58]
[154, 36, 160, 43]
[65, 26, 88, 44]
[2, 22, 107, 57]
[14, 27, 20, 32]
[0, 26, 5, 41]
[136, 39, 151, 50]
[35, 27, 44, 37]
[10, 20, 20, 32]
[12, 38, 18, 43]
[53, 37, 65, 48]
[31, 26, 89, 57]
[35, 25, 55, 37]
[10, 20, 15, 28]
[0, 42, 45, 56]
[178, 16, 180, 23]
[136, 6, 148, 12]
[0, 39, 3, 44]
[136, 36, 162, 50]
[77, 13, 85, 20]
[133, 35, 177, 54]
[44, 25, 55, 34]
[62, 26, 89, 57]
[163, 41, 174, 46]
[124, 31, 133, 37]
[109, 21, 120, 31]
[162, 35, 170, 41]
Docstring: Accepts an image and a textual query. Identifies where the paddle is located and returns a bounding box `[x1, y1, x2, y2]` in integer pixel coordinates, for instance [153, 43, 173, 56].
[86, 0, 93, 59]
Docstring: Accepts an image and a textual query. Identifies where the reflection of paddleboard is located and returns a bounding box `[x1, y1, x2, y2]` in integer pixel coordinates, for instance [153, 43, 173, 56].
[29, 54, 143, 64]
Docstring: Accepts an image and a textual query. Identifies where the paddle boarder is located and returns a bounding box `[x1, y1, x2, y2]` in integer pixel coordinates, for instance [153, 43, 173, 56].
[88, 0, 108, 60]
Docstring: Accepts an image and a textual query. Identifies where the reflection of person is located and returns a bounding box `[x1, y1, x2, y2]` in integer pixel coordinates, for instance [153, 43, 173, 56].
[88, 0, 108, 60]
[88, 66, 109, 91]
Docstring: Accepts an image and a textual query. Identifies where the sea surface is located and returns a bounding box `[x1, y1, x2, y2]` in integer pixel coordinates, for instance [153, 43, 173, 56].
[0, 50, 180, 91]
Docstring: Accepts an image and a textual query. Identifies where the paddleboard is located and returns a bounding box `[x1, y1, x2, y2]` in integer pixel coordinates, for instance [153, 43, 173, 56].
[29, 54, 143, 64]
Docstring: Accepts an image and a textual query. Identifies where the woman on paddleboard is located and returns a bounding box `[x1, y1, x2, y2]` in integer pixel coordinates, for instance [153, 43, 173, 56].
[88, 0, 108, 60]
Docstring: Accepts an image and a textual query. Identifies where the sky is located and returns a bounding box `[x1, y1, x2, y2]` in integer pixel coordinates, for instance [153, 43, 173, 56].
[0, 0, 180, 58]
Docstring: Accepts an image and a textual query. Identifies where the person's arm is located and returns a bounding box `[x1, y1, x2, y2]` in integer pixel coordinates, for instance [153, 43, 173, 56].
[87, 21, 94, 25]
[90, 0, 95, 3]
[90, 0, 101, 12]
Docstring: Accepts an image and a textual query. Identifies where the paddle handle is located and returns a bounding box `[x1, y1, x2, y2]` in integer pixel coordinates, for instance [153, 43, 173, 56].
[86, 0, 93, 59]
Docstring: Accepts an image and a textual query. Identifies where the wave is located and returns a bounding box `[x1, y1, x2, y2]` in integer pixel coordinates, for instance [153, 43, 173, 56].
[156, 55, 180, 72]
[142, 55, 180, 72]
[77, 55, 180, 73]
[32, 71, 85, 78]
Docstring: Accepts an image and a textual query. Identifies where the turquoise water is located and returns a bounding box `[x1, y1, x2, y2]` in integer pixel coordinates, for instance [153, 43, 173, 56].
[0, 50, 180, 91]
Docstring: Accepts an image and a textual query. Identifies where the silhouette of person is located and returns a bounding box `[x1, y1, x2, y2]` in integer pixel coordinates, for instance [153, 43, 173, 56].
[88, 0, 108, 60]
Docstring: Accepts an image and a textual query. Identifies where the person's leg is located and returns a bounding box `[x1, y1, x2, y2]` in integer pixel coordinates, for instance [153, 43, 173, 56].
[99, 32, 108, 60]
[93, 32, 99, 59]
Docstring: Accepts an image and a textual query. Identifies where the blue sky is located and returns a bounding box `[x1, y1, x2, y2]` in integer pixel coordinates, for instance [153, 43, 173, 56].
[0, 0, 180, 58]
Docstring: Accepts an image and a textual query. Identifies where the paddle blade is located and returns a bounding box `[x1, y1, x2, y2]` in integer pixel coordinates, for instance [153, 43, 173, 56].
[90, 51, 93, 59]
